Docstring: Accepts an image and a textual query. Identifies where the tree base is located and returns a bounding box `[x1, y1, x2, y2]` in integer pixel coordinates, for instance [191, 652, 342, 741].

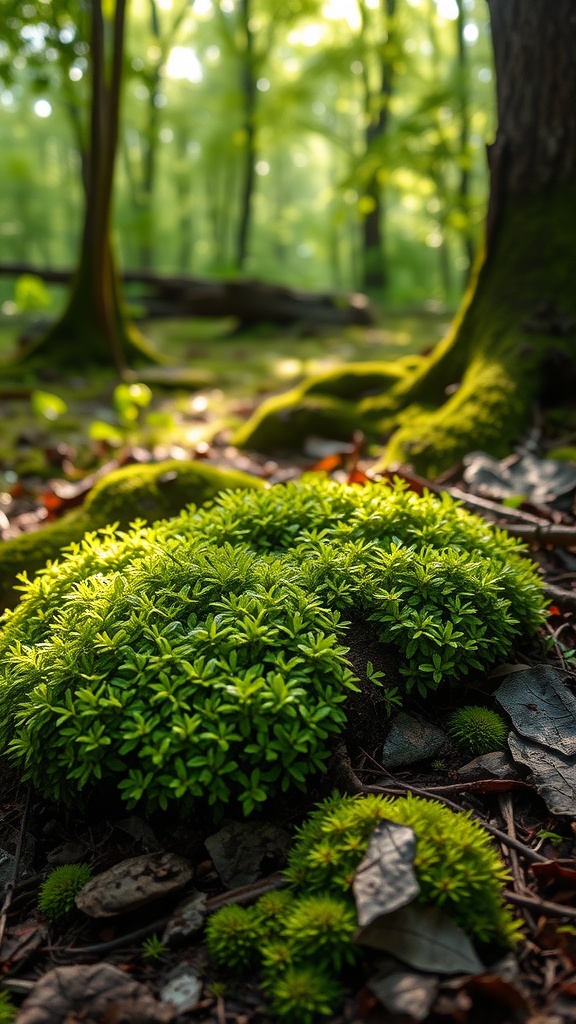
[235, 187, 576, 477]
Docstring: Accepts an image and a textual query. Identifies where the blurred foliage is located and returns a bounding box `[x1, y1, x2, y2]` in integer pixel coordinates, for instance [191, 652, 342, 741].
[0, 0, 493, 308]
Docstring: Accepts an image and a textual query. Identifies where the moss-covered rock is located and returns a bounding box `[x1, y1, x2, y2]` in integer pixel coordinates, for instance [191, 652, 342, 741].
[0, 477, 545, 816]
[0, 460, 262, 610]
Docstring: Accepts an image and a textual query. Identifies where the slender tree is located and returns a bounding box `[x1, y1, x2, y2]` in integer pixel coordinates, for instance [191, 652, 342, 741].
[30, 0, 154, 370]
[359, 0, 396, 292]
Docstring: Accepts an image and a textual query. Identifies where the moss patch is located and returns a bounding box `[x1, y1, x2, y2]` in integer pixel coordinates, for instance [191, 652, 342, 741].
[0, 477, 545, 815]
[0, 460, 262, 610]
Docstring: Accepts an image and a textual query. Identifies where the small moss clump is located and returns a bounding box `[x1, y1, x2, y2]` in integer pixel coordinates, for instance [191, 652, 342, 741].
[205, 792, 519, 1022]
[0, 477, 545, 815]
[264, 966, 344, 1024]
[448, 705, 509, 757]
[285, 793, 519, 947]
[205, 904, 261, 969]
[38, 863, 93, 921]
[0, 991, 17, 1024]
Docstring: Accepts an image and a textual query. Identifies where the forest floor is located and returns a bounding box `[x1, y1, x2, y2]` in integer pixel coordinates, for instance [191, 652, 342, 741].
[0, 313, 575, 1024]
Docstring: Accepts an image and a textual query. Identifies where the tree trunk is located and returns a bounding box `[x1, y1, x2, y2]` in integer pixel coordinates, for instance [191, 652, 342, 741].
[235, 0, 257, 272]
[26, 0, 153, 371]
[235, 0, 576, 478]
[455, 0, 474, 280]
[361, 0, 396, 292]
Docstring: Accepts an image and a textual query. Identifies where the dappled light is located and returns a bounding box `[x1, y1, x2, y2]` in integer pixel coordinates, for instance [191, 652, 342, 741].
[0, 2, 576, 1022]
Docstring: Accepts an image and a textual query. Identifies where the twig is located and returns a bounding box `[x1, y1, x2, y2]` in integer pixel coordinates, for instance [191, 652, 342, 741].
[0, 787, 31, 956]
[504, 889, 576, 920]
[498, 793, 523, 888]
[52, 872, 287, 958]
[357, 775, 549, 864]
[355, 748, 550, 863]
[502, 524, 576, 548]
[544, 583, 576, 613]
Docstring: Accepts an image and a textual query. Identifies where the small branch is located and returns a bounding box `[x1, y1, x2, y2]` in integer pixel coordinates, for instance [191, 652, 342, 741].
[359, 777, 549, 864]
[503, 524, 576, 548]
[544, 583, 576, 613]
[504, 889, 576, 920]
[0, 788, 31, 956]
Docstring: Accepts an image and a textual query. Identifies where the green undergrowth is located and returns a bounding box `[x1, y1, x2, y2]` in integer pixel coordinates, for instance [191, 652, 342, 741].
[0, 459, 262, 610]
[0, 476, 545, 814]
[205, 792, 519, 1021]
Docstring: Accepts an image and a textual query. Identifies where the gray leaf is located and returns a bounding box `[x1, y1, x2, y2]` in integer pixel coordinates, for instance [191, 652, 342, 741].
[353, 820, 419, 926]
[496, 667, 576, 756]
[507, 733, 576, 817]
[356, 903, 484, 975]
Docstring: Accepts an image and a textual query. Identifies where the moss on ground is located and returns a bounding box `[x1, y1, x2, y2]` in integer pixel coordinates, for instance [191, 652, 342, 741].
[0, 477, 545, 815]
[234, 187, 576, 477]
[0, 460, 262, 610]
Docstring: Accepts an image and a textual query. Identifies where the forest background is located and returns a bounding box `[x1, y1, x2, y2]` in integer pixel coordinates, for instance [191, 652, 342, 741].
[0, 0, 492, 318]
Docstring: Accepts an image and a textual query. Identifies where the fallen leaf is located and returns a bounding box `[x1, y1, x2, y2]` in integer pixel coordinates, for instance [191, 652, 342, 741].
[353, 820, 419, 927]
[507, 733, 576, 817]
[0, 920, 48, 967]
[16, 964, 174, 1024]
[495, 667, 576, 756]
[355, 903, 484, 975]
[463, 452, 576, 505]
[75, 851, 193, 918]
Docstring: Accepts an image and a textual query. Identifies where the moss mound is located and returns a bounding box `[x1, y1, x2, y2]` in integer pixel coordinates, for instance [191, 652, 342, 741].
[0, 460, 262, 610]
[0, 477, 545, 814]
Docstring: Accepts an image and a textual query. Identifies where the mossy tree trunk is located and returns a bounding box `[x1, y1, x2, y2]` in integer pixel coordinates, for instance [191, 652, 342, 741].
[381, 0, 576, 474]
[236, 0, 576, 477]
[30, 0, 153, 371]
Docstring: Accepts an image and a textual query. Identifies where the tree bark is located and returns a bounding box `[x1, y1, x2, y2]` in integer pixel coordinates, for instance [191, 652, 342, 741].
[486, 0, 576, 243]
[235, 0, 257, 271]
[361, 0, 396, 292]
[26, 0, 153, 370]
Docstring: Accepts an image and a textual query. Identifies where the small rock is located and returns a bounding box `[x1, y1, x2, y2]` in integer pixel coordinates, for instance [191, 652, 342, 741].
[456, 750, 519, 780]
[162, 892, 207, 945]
[205, 821, 290, 888]
[16, 964, 174, 1024]
[76, 851, 193, 918]
[380, 713, 447, 769]
[161, 965, 203, 1013]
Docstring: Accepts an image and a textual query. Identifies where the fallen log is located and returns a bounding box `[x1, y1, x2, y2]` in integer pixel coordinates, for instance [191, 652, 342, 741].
[0, 262, 373, 328]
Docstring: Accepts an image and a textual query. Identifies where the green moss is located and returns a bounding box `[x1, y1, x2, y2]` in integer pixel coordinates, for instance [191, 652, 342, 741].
[0, 460, 262, 610]
[0, 990, 17, 1024]
[232, 359, 417, 451]
[264, 966, 344, 1024]
[205, 904, 261, 968]
[233, 390, 372, 452]
[285, 792, 519, 946]
[0, 478, 545, 815]
[38, 863, 93, 920]
[447, 705, 509, 757]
